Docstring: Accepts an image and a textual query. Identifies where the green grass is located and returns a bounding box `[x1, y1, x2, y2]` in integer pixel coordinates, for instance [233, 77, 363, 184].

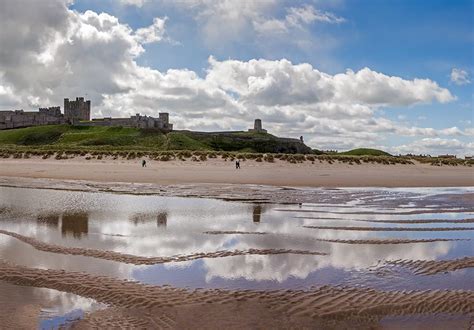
[0, 125, 311, 153]
[340, 148, 391, 156]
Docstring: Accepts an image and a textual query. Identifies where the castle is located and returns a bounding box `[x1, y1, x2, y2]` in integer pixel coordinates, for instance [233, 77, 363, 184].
[0, 97, 173, 131]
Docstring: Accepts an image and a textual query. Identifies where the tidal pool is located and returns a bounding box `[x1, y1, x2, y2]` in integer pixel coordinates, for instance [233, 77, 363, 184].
[0, 186, 473, 327]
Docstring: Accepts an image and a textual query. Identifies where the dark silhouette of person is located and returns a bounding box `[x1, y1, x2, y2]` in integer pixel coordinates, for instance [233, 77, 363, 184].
[235, 160, 240, 169]
[142, 159, 147, 167]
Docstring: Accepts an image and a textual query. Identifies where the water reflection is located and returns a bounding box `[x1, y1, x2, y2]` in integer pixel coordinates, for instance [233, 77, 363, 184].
[37, 214, 60, 228]
[0, 186, 472, 292]
[253, 205, 262, 223]
[62, 212, 89, 239]
[157, 212, 167, 228]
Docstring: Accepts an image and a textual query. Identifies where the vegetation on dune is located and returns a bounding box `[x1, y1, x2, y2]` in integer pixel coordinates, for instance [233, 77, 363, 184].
[340, 148, 392, 156]
[0, 125, 471, 166]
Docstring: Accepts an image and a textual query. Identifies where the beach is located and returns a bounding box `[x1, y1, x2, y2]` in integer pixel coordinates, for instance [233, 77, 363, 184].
[0, 157, 473, 187]
[0, 159, 473, 328]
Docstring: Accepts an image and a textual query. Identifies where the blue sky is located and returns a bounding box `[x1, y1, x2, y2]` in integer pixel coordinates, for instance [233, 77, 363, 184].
[0, 0, 472, 154]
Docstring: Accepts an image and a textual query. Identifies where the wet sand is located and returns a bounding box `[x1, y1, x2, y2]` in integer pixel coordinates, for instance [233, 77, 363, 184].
[0, 182, 473, 328]
[1, 157, 473, 187]
[0, 261, 473, 329]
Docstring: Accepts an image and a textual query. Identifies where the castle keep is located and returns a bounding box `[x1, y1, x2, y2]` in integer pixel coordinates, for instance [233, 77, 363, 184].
[64, 97, 91, 122]
[0, 97, 173, 132]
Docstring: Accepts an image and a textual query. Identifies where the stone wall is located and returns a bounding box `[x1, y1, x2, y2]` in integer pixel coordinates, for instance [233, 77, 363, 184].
[75, 113, 173, 131]
[0, 109, 66, 130]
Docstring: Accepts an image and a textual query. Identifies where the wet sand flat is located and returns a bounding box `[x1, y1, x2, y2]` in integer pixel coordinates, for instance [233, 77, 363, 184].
[1, 158, 473, 187]
[0, 184, 473, 328]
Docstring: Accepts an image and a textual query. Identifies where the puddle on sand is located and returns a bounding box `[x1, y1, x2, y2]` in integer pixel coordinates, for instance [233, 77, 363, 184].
[0, 186, 473, 326]
[0, 280, 105, 329]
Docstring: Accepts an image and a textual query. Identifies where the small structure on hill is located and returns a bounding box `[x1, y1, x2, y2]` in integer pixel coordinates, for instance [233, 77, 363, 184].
[248, 119, 267, 133]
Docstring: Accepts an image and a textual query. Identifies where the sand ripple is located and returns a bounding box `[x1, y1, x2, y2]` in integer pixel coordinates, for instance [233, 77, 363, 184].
[0, 229, 325, 265]
[303, 225, 474, 231]
[315, 238, 468, 244]
[0, 261, 472, 327]
[203, 231, 267, 235]
[389, 257, 474, 275]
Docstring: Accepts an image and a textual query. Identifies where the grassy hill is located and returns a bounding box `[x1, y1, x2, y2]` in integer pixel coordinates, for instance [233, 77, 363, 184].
[0, 125, 312, 154]
[340, 148, 391, 156]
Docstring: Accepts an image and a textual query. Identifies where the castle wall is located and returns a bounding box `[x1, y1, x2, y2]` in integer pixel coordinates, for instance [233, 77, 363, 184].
[75, 113, 173, 131]
[0, 109, 66, 130]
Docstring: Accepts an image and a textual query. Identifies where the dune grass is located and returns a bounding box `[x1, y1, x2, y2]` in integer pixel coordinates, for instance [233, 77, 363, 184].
[0, 125, 471, 166]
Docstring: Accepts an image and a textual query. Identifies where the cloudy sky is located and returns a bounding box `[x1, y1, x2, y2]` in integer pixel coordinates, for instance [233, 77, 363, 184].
[0, 0, 472, 155]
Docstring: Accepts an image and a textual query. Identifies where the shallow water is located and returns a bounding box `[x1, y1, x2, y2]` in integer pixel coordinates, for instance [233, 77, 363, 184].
[0, 186, 473, 326]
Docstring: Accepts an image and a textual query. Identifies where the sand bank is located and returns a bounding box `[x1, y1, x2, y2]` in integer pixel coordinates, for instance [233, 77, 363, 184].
[389, 257, 474, 275]
[0, 157, 473, 187]
[0, 229, 326, 265]
[0, 261, 472, 328]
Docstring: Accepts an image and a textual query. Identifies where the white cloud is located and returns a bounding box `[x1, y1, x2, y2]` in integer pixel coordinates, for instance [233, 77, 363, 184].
[450, 68, 471, 85]
[0, 0, 469, 155]
[135, 17, 168, 44]
[119, 0, 148, 7]
[392, 138, 474, 156]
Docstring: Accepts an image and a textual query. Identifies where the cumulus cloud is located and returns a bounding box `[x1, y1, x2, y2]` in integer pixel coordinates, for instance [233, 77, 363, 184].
[392, 138, 474, 156]
[450, 68, 471, 85]
[135, 17, 168, 44]
[0, 0, 468, 155]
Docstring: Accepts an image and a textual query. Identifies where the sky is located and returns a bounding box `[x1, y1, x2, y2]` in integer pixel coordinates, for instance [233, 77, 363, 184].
[0, 0, 472, 155]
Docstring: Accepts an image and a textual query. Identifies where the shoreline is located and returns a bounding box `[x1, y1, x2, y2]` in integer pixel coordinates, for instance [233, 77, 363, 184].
[1, 158, 473, 188]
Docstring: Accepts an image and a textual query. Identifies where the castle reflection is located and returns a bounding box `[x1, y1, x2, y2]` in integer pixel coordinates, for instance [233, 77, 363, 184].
[130, 211, 168, 228]
[157, 212, 167, 228]
[61, 212, 89, 239]
[37, 214, 60, 228]
[253, 205, 262, 223]
[37, 212, 89, 238]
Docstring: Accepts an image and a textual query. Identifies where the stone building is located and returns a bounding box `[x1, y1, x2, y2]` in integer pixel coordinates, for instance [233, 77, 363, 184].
[64, 97, 91, 122]
[0, 95, 173, 132]
[0, 107, 66, 130]
[248, 119, 267, 133]
[77, 113, 173, 131]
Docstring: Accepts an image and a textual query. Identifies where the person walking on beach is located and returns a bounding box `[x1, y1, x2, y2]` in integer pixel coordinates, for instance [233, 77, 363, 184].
[142, 159, 147, 168]
[235, 160, 240, 169]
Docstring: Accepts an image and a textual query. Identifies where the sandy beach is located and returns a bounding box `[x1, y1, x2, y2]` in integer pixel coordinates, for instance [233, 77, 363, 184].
[1, 162, 473, 328]
[0, 157, 473, 187]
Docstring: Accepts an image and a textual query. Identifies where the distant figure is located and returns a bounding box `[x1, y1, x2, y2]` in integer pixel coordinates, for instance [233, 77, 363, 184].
[235, 160, 240, 169]
[300, 136, 304, 143]
[142, 159, 147, 168]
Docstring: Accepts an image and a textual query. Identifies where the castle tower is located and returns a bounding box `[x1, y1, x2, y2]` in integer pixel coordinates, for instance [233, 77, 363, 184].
[249, 118, 267, 133]
[64, 97, 91, 122]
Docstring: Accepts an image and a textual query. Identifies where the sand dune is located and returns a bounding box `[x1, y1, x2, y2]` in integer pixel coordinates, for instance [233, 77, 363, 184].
[389, 257, 474, 275]
[0, 261, 472, 328]
[0, 229, 326, 265]
[303, 225, 474, 231]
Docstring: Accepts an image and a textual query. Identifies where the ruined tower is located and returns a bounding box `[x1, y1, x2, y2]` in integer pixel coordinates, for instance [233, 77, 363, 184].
[248, 119, 267, 133]
[64, 97, 91, 122]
